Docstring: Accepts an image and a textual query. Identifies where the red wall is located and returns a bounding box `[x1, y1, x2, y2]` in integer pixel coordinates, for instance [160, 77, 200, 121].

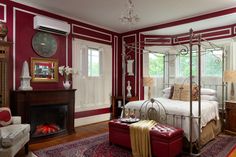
[0, 0, 119, 118]
[0, 1, 119, 91]
[15, 10, 67, 89]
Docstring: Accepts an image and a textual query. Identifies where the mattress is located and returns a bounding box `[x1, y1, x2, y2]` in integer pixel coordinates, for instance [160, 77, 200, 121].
[124, 97, 219, 142]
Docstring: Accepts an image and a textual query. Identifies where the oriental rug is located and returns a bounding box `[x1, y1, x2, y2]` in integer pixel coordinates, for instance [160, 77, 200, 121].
[33, 133, 236, 157]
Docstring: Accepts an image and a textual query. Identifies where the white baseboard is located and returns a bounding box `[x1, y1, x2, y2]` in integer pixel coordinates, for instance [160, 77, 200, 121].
[74, 113, 111, 127]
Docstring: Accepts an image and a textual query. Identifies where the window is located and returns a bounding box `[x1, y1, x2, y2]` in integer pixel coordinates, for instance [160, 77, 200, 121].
[176, 49, 223, 77]
[88, 48, 100, 77]
[177, 52, 197, 77]
[148, 53, 164, 77]
[203, 49, 223, 76]
[72, 38, 112, 114]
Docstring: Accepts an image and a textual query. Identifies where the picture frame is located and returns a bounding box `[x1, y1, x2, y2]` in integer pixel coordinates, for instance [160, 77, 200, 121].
[31, 57, 58, 82]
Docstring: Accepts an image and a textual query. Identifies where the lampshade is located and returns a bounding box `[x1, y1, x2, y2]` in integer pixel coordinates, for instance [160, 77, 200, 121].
[223, 71, 236, 83]
[143, 77, 154, 87]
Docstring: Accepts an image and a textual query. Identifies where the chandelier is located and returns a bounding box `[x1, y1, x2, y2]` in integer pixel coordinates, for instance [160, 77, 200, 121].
[120, 0, 140, 25]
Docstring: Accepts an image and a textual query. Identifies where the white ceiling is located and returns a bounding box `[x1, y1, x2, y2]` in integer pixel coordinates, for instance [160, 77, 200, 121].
[12, 0, 236, 33]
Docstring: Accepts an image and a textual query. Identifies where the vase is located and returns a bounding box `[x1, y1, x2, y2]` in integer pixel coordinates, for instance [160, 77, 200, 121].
[0, 22, 8, 41]
[63, 80, 71, 89]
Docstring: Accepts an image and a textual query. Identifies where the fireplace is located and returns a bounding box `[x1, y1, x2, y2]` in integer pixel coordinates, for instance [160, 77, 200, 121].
[10, 89, 75, 142]
[30, 104, 68, 138]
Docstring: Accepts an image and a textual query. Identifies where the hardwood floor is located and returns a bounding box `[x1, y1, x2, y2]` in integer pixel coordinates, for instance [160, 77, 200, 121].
[17, 121, 109, 156]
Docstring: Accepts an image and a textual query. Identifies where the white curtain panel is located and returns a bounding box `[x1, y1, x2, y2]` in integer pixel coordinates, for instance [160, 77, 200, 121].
[72, 38, 112, 112]
[143, 51, 164, 99]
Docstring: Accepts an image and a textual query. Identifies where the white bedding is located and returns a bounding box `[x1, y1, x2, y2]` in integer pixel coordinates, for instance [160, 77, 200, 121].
[124, 97, 219, 142]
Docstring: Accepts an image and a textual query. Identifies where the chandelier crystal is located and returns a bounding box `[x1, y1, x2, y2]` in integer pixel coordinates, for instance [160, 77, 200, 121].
[120, 0, 140, 25]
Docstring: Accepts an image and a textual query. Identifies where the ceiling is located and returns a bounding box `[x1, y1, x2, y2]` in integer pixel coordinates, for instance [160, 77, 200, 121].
[12, 0, 236, 33]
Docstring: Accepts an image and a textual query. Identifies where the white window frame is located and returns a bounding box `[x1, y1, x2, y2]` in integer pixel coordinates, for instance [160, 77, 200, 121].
[87, 47, 101, 77]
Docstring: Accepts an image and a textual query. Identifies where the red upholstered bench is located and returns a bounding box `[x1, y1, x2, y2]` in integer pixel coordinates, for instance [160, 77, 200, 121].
[109, 119, 183, 157]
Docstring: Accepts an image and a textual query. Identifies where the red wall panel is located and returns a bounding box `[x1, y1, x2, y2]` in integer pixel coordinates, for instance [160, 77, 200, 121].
[123, 34, 137, 98]
[15, 10, 66, 89]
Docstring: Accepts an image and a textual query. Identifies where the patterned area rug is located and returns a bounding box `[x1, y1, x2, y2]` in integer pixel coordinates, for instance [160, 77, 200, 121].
[200, 134, 236, 157]
[34, 133, 131, 157]
[34, 133, 236, 157]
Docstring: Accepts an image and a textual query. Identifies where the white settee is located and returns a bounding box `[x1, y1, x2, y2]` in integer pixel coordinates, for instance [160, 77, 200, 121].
[0, 116, 30, 157]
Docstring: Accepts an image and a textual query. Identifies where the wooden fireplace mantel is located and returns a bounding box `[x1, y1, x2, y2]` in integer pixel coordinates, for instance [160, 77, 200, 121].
[10, 89, 76, 140]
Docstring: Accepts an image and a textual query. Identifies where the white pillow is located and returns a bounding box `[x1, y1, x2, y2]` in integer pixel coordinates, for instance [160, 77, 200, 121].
[201, 88, 216, 95]
[162, 87, 171, 94]
[162, 93, 170, 98]
[201, 95, 217, 101]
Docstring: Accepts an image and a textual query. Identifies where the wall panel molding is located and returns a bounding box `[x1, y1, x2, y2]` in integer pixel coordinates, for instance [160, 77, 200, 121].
[72, 24, 112, 44]
[122, 34, 137, 97]
[0, 3, 6, 22]
[173, 27, 232, 44]
[144, 37, 172, 45]
[113, 35, 118, 96]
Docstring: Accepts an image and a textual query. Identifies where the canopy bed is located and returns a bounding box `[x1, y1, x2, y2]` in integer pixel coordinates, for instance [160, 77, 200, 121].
[120, 29, 226, 156]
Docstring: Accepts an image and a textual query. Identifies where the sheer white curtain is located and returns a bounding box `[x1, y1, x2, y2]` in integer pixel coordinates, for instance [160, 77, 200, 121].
[143, 51, 164, 99]
[72, 38, 112, 112]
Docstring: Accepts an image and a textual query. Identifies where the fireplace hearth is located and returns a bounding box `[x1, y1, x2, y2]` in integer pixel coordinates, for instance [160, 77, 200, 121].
[10, 89, 75, 142]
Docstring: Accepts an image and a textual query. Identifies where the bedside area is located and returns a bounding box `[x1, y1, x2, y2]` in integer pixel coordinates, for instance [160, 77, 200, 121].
[111, 96, 139, 119]
[225, 101, 236, 135]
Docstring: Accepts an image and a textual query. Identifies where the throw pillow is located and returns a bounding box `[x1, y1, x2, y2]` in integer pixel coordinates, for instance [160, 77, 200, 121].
[0, 107, 12, 127]
[172, 84, 198, 101]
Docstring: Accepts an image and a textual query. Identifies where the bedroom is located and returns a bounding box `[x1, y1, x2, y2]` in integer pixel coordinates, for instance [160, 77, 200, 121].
[0, 0, 236, 156]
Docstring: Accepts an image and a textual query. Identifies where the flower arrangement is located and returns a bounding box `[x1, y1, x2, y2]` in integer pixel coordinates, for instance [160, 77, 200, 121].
[58, 65, 73, 81]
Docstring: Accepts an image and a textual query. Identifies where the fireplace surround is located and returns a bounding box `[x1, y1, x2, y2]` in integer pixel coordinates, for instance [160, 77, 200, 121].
[10, 89, 75, 142]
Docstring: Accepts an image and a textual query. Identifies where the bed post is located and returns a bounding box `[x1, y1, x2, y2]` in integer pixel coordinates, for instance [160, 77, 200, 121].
[189, 28, 194, 154]
[222, 49, 226, 129]
[197, 33, 202, 155]
[122, 41, 126, 117]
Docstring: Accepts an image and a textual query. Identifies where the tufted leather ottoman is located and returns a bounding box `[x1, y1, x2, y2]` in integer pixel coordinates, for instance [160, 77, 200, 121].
[109, 119, 183, 157]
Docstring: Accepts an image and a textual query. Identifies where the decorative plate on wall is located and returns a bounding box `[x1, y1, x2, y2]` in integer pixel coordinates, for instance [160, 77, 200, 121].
[32, 32, 58, 58]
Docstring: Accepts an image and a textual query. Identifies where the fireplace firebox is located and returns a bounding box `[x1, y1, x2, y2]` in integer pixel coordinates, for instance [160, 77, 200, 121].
[10, 89, 75, 142]
[30, 104, 68, 138]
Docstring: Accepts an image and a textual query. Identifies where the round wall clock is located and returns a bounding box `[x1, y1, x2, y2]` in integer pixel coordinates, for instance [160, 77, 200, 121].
[32, 32, 58, 58]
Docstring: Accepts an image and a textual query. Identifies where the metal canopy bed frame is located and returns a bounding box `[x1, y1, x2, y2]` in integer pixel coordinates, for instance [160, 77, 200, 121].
[121, 29, 226, 156]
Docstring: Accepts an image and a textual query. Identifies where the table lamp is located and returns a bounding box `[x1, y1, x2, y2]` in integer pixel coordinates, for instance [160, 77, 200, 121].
[223, 70, 236, 101]
[143, 77, 154, 99]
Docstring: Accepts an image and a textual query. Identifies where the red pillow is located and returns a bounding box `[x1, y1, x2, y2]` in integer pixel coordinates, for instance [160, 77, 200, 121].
[0, 107, 12, 127]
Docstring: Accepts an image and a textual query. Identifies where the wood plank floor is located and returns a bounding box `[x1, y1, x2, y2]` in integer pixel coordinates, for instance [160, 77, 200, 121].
[17, 121, 109, 156]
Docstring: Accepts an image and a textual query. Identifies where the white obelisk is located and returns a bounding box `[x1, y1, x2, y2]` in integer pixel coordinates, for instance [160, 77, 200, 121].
[18, 61, 33, 90]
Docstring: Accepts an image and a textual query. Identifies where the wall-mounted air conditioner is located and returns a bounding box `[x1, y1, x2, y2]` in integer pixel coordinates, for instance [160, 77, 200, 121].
[34, 15, 70, 36]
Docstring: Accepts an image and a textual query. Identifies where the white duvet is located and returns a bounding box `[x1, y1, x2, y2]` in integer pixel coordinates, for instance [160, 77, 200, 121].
[124, 97, 219, 142]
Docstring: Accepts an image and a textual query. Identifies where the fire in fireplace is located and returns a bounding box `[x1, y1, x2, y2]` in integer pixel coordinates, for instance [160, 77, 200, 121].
[34, 123, 60, 136]
[30, 104, 68, 138]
